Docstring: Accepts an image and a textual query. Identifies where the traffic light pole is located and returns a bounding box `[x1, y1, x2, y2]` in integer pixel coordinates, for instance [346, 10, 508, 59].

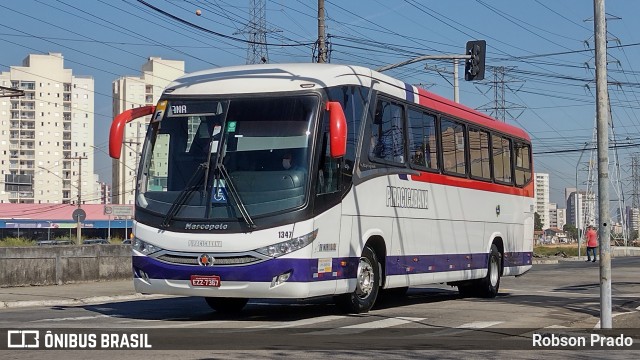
[377, 55, 470, 103]
[376, 40, 486, 103]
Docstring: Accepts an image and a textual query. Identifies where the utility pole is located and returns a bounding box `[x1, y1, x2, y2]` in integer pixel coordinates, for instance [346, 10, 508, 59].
[317, 0, 327, 63]
[70, 156, 87, 245]
[593, 0, 612, 329]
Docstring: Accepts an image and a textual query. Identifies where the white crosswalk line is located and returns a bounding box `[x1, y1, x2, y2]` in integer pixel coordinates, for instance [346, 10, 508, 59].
[456, 321, 503, 329]
[32, 315, 115, 322]
[249, 315, 346, 329]
[419, 321, 504, 337]
[303, 316, 425, 335]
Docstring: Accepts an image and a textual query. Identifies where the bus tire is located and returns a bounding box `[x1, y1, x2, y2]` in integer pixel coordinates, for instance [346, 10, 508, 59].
[457, 284, 476, 297]
[378, 286, 409, 303]
[204, 297, 248, 313]
[335, 246, 380, 313]
[477, 244, 502, 298]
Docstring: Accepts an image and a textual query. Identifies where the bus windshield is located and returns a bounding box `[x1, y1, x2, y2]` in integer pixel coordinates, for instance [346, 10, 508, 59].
[138, 95, 318, 222]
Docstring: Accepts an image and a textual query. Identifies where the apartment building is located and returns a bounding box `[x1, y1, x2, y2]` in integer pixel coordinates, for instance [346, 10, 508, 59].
[0, 53, 99, 204]
[111, 57, 184, 205]
[534, 173, 550, 229]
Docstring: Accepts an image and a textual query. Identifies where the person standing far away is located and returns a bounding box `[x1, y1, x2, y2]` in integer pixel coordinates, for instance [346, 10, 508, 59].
[585, 225, 598, 263]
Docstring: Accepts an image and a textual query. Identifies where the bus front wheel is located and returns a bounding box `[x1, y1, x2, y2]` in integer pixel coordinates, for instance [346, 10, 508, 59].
[335, 246, 380, 313]
[204, 297, 248, 313]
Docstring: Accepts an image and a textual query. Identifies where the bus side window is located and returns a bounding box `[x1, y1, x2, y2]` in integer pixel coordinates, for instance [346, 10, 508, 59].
[408, 108, 438, 171]
[492, 134, 513, 184]
[440, 118, 466, 175]
[514, 142, 532, 186]
[369, 99, 405, 164]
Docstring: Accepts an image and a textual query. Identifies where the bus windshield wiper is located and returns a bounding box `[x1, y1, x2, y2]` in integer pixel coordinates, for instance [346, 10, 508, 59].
[216, 163, 256, 230]
[160, 162, 207, 228]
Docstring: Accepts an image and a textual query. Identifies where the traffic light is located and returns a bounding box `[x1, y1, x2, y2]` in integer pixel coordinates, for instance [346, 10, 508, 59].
[465, 40, 486, 81]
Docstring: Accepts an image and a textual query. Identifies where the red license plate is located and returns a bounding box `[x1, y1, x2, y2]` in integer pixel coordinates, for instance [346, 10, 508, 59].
[190, 275, 221, 287]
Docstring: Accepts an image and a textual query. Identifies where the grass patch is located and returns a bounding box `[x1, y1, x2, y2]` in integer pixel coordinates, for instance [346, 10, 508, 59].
[0, 237, 36, 247]
[534, 245, 579, 257]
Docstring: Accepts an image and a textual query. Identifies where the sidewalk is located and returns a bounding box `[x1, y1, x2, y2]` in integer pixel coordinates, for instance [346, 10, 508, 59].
[0, 280, 168, 309]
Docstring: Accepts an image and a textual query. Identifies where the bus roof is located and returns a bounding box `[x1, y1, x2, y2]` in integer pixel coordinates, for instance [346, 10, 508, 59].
[165, 63, 529, 141]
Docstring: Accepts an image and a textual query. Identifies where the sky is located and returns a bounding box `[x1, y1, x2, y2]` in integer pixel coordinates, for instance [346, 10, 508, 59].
[2, 0, 640, 209]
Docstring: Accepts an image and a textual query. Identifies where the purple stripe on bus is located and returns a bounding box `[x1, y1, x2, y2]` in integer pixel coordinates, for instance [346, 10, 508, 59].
[133, 252, 533, 281]
[133, 256, 359, 282]
[404, 82, 414, 103]
[398, 173, 409, 180]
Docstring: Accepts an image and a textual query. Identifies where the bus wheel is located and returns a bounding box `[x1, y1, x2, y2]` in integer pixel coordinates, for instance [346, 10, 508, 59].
[477, 244, 502, 298]
[335, 246, 380, 313]
[204, 297, 248, 313]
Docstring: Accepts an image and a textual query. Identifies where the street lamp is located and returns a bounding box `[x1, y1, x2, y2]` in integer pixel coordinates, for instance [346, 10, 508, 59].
[575, 142, 590, 258]
[47, 220, 52, 241]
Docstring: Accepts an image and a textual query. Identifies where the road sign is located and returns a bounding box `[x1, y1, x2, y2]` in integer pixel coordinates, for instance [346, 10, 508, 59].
[104, 205, 133, 217]
[72, 208, 86, 222]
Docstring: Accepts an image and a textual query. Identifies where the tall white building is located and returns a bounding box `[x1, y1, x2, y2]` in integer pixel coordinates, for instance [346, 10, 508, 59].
[0, 53, 98, 204]
[557, 208, 567, 230]
[567, 190, 596, 236]
[534, 173, 550, 229]
[111, 57, 184, 204]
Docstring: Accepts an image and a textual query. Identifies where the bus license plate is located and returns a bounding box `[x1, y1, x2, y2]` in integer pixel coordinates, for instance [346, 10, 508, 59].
[190, 275, 221, 287]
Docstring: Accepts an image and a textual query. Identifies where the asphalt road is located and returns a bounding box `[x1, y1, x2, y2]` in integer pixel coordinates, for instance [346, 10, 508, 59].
[1, 257, 639, 359]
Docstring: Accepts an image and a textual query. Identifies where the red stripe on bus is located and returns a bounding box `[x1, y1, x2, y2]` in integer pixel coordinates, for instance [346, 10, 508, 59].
[410, 172, 534, 198]
[415, 88, 530, 141]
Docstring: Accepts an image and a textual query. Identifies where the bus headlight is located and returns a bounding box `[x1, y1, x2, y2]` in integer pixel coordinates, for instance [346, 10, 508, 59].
[255, 229, 318, 258]
[132, 238, 163, 255]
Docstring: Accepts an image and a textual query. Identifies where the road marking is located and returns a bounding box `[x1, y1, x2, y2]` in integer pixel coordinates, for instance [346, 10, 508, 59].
[32, 314, 118, 322]
[138, 320, 232, 329]
[594, 312, 636, 329]
[303, 317, 425, 335]
[249, 315, 346, 329]
[456, 321, 503, 329]
[419, 321, 504, 337]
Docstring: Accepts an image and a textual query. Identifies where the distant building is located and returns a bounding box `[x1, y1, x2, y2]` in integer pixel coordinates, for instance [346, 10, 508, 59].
[534, 173, 550, 229]
[557, 208, 566, 230]
[549, 203, 558, 228]
[567, 190, 596, 235]
[111, 57, 184, 204]
[99, 182, 111, 204]
[0, 53, 99, 204]
[626, 207, 639, 235]
[544, 227, 568, 244]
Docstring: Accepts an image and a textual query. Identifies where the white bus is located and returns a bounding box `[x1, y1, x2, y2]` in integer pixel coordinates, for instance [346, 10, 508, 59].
[110, 63, 534, 314]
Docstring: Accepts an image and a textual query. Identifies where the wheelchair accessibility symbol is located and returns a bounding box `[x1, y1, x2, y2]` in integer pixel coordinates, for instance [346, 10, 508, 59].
[212, 187, 227, 203]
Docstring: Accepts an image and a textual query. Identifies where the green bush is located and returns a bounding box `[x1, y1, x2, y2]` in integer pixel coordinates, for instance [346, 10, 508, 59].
[0, 237, 36, 247]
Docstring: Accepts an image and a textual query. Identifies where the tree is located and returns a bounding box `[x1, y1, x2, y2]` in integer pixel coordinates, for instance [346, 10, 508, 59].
[563, 223, 578, 241]
[534, 212, 543, 231]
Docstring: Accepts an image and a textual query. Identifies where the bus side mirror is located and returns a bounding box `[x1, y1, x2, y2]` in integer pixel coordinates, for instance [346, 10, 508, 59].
[109, 105, 155, 159]
[326, 101, 347, 158]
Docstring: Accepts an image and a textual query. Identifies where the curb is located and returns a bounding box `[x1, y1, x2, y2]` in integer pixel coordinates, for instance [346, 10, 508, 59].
[0, 293, 171, 309]
[533, 259, 558, 264]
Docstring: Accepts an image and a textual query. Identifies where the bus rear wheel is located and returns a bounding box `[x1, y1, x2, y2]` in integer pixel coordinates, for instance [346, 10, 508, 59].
[458, 244, 502, 298]
[335, 246, 380, 313]
[204, 297, 248, 313]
